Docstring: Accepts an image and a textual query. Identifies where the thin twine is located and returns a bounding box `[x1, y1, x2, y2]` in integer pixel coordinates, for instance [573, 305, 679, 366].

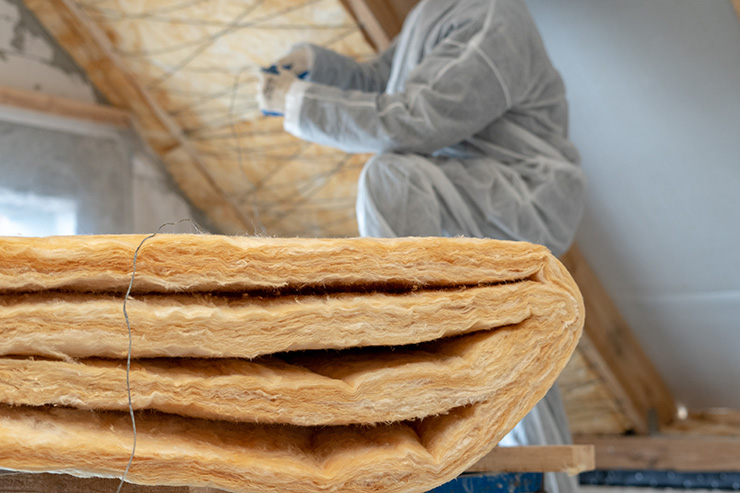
[117, 219, 202, 493]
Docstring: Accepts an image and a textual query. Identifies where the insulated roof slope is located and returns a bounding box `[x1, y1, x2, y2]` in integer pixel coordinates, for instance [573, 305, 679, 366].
[26, 0, 374, 236]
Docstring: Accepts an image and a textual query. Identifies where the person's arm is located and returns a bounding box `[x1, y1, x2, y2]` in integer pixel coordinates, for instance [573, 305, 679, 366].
[301, 41, 397, 92]
[283, 17, 521, 154]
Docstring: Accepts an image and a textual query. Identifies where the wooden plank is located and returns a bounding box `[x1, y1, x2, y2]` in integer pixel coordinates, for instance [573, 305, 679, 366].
[338, 0, 395, 50]
[387, 0, 420, 22]
[575, 435, 740, 472]
[560, 246, 677, 434]
[361, 0, 403, 39]
[664, 409, 740, 437]
[0, 472, 189, 492]
[468, 445, 595, 475]
[0, 85, 130, 128]
[733, 0, 740, 22]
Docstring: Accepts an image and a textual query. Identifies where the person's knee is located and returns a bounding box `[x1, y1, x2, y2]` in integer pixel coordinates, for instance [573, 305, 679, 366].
[356, 154, 407, 237]
[358, 153, 407, 199]
[357, 153, 444, 237]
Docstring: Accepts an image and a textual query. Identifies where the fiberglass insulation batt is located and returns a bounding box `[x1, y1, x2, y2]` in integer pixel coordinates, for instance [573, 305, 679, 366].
[0, 235, 584, 492]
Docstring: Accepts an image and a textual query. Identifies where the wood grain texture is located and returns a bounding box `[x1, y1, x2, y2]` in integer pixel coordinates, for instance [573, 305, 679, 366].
[0, 85, 130, 128]
[560, 246, 676, 433]
[338, 0, 394, 50]
[663, 410, 740, 437]
[559, 349, 634, 435]
[468, 445, 595, 475]
[386, 0, 420, 23]
[575, 435, 740, 472]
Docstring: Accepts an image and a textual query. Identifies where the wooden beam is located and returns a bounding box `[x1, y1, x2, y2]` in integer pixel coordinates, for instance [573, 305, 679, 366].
[338, 0, 396, 50]
[385, 0, 420, 22]
[733, 0, 740, 22]
[362, 0, 404, 39]
[560, 246, 677, 434]
[664, 409, 740, 437]
[468, 445, 595, 475]
[575, 435, 740, 472]
[0, 85, 130, 128]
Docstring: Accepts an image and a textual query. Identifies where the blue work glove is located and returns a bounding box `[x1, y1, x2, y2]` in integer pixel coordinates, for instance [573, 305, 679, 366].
[257, 65, 297, 117]
[257, 45, 313, 116]
[275, 44, 313, 80]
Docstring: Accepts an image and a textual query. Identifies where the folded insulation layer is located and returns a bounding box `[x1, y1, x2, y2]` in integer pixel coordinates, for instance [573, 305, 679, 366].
[0, 235, 550, 293]
[0, 395, 537, 493]
[0, 312, 567, 425]
[0, 234, 584, 492]
[0, 282, 563, 359]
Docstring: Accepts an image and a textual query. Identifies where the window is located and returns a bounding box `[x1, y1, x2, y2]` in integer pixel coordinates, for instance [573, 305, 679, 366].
[0, 188, 77, 236]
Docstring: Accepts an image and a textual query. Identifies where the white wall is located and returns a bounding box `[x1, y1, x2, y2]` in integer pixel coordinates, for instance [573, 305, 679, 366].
[526, 0, 740, 408]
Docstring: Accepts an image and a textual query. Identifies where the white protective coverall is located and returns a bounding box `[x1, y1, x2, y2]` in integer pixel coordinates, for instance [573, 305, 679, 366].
[283, 0, 586, 257]
[279, 1, 584, 491]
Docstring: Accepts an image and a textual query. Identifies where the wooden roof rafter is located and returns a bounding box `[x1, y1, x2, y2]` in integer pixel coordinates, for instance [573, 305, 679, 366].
[338, 0, 396, 50]
[0, 85, 130, 128]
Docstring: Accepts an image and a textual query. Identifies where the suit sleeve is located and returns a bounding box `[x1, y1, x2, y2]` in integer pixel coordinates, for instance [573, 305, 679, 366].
[302, 42, 396, 92]
[284, 18, 519, 155]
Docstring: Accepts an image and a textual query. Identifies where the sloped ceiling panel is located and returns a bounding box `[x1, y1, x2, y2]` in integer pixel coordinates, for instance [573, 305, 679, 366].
[26, 0, 374, 236]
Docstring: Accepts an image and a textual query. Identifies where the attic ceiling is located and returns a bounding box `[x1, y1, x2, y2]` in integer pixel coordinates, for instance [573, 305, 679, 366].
[26, 0, 375, 237]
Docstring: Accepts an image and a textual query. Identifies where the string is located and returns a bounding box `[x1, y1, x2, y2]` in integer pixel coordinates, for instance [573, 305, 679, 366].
[117, 219, 202, 493]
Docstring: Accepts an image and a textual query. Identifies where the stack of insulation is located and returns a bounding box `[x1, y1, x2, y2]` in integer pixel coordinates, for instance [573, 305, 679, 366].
[0, 235, 584, 493]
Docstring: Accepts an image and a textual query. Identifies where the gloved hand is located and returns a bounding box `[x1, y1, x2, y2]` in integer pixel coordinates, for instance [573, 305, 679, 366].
[257, 65, 297, 117]
[275, 44, 314, 80]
